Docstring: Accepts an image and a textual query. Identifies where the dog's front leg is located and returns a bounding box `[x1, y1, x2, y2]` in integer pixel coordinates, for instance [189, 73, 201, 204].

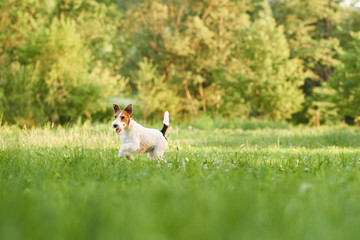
[118, 143, 139, 160]
[125, 153, 134, 160]
[118, 148, 125, 158]
[118, 149, 134, 160]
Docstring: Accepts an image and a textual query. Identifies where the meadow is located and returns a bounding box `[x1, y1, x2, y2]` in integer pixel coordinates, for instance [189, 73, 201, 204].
[1, 122, 360, 240]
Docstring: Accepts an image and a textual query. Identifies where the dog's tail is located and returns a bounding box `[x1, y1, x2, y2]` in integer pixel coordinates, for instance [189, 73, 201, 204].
[160, 111, 169, 137]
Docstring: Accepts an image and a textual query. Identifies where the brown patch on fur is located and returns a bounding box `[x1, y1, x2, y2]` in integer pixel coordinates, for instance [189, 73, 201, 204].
[124, 104, 133, 115]
[113, 104, 120, 113]
[113, 103, 132, 124]
[113, 104, 121, 120]
[120, 110, 131, 125]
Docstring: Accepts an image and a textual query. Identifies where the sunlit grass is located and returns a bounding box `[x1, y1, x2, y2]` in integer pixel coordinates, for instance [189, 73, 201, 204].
[1, 124, 360, 240]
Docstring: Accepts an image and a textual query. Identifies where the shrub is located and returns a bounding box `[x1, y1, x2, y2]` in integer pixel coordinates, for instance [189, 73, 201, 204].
[1, 17, 123, 126]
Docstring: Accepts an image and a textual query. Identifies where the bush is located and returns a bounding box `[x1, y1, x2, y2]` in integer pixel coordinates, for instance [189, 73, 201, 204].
[1, 17, 123, 126]
[184, 114, 291, 130]
[133, 59, 180, 123]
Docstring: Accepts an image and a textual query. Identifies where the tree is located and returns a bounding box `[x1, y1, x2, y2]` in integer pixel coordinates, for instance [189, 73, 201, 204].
[271, 0, 344, 124]
[0, 0, 126, 126]
[133, 58, 180, 123]
[328, 31, 360, 124]
[219, 1, 306, 120]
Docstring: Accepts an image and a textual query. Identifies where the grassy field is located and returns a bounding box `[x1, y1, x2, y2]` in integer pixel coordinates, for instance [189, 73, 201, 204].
[1, 123, 360, 240]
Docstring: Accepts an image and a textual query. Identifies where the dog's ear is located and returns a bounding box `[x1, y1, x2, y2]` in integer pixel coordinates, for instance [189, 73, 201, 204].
[124, 104, 133, 115]
[113, 104, 120, 113]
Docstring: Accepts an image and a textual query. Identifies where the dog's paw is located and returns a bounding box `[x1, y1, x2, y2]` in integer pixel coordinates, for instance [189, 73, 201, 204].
[126, 154, 135, 161]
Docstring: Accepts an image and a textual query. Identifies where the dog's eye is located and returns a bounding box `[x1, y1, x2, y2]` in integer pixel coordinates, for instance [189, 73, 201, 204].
[121, 116, 125, 120]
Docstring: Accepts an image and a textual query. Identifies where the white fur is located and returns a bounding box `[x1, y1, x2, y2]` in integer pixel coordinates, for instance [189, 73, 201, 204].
[112, 112, 169, 161]
[163, 111, 169, 126]
[112, 111, 126, 132]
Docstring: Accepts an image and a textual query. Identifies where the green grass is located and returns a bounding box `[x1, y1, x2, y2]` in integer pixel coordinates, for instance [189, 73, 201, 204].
[1, 123, 360, 240]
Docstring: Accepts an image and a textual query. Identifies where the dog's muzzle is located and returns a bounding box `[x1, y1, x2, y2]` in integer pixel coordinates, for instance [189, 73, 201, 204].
[112, 123, 121, 134]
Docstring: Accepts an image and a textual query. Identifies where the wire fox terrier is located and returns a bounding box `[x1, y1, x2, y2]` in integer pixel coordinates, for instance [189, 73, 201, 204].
[112, 104, 169, 161]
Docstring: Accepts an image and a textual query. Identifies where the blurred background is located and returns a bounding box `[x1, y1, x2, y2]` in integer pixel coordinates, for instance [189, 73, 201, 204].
[0, 0, 359, 127]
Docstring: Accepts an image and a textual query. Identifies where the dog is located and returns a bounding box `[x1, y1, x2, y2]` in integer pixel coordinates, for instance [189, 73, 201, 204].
[112, 104, 169, 161]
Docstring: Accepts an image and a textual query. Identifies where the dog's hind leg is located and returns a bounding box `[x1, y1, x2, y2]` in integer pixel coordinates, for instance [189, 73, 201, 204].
[153, 140, 167, 161]
[153, 149, 165, 161]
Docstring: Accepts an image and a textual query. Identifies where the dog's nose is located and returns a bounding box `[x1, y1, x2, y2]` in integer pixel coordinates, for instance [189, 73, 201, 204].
[113, 124, 118, 128]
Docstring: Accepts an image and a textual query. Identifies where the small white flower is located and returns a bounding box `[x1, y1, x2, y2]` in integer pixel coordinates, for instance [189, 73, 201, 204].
[168, 163, 172, 168]
[203, 164, 208, 169]
[304, 167, 310, 172]
[299, 183, 311, 195]
[156, 164, 161, 168]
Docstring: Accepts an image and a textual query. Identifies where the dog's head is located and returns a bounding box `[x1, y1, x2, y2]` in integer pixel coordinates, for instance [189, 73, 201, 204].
[112, 104, 132, 134]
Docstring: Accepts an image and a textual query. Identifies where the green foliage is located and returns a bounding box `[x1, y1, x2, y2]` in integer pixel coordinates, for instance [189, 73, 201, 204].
[0, 0, 125, 126]
[217, 4, 306, 120]
[2, 17, 122, 125]
[134, 59, 180, 122]
[184, 114, 291, 130]
[328, 31, 360, 123]
[121, 0, 251, 118]
[0, 63, 45, 126]
[1, 0, 360, 126]
[270, 0, 345, 124]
